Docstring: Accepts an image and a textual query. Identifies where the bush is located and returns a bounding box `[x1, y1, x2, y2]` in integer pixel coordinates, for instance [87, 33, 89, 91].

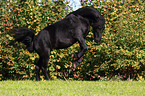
[0, 0, 71, 80]
[79, 0, 145, 80]
[0, 0, 144, 81]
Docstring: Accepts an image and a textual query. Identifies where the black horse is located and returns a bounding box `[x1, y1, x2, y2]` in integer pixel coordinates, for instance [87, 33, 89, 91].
[14, 6, 105, 81]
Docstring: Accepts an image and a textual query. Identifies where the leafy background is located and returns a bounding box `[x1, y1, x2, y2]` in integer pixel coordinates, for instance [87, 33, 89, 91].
[0, 0, 145, 81]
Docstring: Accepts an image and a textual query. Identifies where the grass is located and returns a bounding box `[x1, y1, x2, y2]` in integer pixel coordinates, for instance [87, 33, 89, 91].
[0, 80, 145, 96]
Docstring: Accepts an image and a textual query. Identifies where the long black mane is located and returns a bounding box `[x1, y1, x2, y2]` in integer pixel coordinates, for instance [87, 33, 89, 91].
[68, 6, 102, 24]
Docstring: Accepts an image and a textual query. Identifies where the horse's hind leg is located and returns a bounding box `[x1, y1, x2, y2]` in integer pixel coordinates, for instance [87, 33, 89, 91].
[36, 48, 50, 80]
[35, 58, 42, 81]
[41, 59, 50, 80]
[41, 48, 50, 80]
[35, 58, 49, 81]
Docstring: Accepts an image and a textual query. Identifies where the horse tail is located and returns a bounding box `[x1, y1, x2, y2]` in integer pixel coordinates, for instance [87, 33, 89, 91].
[13, 27, 35, 52]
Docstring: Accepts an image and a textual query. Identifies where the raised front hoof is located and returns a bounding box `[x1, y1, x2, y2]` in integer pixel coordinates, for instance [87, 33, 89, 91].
[73, 61, 81, 69]
[71, 54, 78, 61]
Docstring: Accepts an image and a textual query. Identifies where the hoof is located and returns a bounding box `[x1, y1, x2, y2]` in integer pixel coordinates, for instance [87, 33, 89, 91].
[36, 79, 40, 81]
[73, 62, 81, 68]
[71, 54, 78, 61]
[45, 78, 50, 81]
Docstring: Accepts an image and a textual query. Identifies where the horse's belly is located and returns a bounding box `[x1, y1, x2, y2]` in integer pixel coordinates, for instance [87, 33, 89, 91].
[54, 39, 76, 49]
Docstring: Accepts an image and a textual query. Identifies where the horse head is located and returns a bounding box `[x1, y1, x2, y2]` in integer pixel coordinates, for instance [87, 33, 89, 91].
[93, 15, 105, 43]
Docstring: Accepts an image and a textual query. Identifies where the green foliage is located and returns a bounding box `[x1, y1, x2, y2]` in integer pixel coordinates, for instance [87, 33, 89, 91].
[0, 0, 71, 80]
[79, 0, 145, 80]
[0, 0, 145, 81]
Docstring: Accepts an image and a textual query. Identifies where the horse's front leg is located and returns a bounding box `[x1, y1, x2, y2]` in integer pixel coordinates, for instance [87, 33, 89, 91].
[72, 37, 87, 68]
[73, 56, 83, 68]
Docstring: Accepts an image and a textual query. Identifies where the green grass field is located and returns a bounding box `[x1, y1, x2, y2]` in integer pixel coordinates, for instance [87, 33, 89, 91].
[0, 80, 145, 96]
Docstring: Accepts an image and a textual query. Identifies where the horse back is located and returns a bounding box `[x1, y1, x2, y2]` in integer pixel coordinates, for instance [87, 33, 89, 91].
[34, 14, 90, 50]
